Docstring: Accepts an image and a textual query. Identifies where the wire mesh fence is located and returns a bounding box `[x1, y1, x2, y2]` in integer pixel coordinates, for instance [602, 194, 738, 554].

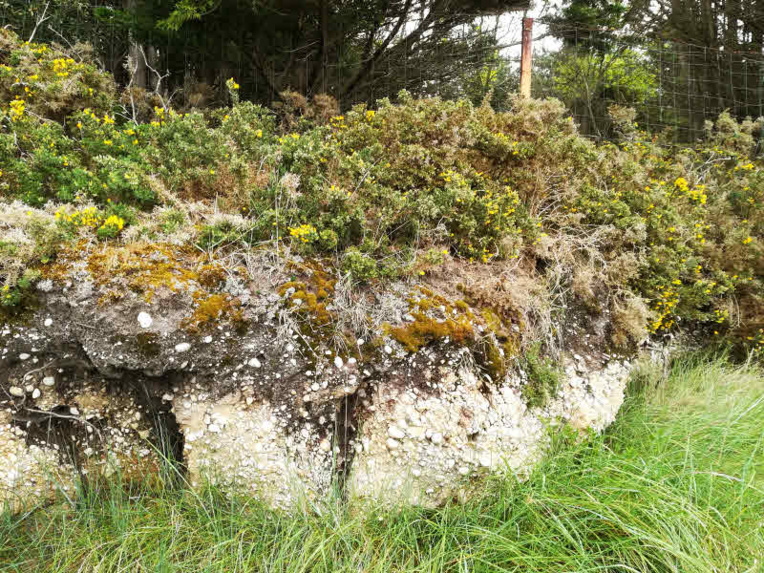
[530, 27, 764, 142]
[2, 4, 763, 144]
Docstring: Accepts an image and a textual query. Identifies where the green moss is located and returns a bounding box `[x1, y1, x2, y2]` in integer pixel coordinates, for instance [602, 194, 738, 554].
[521, 343, 561, 408]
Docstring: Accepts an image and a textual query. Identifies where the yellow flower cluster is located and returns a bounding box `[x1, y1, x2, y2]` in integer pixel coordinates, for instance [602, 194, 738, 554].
[289, 224, 317, 243]
[51, 57, 76, 77]
[226, 78, 240, 90]
[30, 44, 48, 58]
[687, 183, 707, 205]
[55, 206, 102, 228]
[365, 110, 375, 122]
[674, 177, 689, 193]
[651, 285, 680, 332]
[9, 98, 25, 120]
[330, 115, 347, 130]
[673, 177, 707, 205]
[99, 214, 125, 233]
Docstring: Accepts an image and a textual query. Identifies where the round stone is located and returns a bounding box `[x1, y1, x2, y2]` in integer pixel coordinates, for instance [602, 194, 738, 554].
[137, 312, 153, 329]
[388, 425, 406, 439]
[386, 438, 400, 450]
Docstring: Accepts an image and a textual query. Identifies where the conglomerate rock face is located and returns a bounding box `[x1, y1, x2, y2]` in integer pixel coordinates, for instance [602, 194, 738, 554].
[0, 246, 637, 510]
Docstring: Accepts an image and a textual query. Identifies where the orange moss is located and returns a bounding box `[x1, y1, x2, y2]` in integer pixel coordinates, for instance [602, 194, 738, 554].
[387, 312, 474, 352]
[278, 262, 337, 328]
[277, 281, 306, 296]
[182, 292, 244, 333]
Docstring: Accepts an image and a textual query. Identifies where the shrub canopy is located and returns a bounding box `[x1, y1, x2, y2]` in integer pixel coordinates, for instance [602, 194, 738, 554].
[0, 30, 762, 355]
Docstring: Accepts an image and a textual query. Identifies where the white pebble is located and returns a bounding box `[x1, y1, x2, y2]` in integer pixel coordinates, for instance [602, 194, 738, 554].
[386, 438, 400, 450]
[137, 312, 153, 329]
[334, 356, 344, 369]
[9, 387, 24, 398]
[388, 425, 406, 439]
[42, 376, 55, 387]
[43, 318, 53, 327]
[175, 342, 191, 353]
[19, 353, 30, 361]
[248, 358, 261, 368]
[383, 345, 392, 355]
[32, 388, 41, 399]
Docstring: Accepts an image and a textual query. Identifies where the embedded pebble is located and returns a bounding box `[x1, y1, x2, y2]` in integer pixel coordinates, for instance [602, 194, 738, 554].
[43, 318, 53, 327]
[9, 387, 24, 398]
[42, 376, 55, 387]
[334, 356, 344, 369]
[175, 342, 191, 353]
[248, 358, 261, 368]
[388, 426, 406, 439]
[137, 312, 153, 329]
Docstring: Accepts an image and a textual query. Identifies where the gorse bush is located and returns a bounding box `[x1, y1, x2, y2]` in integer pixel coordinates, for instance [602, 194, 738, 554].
[0, 29, 762, 354]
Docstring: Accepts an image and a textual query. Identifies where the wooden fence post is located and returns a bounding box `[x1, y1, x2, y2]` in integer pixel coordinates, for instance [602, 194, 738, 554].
[519, 17, 534, 98]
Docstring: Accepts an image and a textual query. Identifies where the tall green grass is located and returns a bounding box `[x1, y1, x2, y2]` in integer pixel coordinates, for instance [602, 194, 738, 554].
[1, 354, 763, 572]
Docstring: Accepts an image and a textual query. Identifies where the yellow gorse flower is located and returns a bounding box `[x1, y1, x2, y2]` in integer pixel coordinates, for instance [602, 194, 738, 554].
[99, 215, 125, 233]
[9, 98, 25, 120]
[289, 224, 317, 244]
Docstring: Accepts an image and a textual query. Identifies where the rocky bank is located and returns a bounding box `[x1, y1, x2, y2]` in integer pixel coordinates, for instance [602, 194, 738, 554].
[1, 243, 643, 511]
